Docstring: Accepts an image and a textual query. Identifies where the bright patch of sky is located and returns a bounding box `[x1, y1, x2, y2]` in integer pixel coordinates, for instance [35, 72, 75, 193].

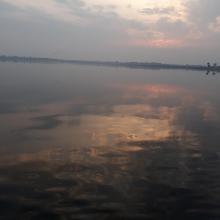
[0, 0, 220, 64]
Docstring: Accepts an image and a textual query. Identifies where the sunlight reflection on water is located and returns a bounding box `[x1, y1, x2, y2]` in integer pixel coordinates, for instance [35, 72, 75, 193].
[0, 63, 220, 219]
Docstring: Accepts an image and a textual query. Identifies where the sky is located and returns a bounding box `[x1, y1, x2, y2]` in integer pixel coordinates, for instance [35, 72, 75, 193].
[0, 0, 220, 64]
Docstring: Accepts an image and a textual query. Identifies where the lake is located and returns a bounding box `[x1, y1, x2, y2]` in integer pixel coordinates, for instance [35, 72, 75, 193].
[0, 63, 220, 220]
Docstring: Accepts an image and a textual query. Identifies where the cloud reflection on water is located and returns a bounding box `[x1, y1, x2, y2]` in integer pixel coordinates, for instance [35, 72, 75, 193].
[0, 66, 220, 219]
[0, 81, 212, 164]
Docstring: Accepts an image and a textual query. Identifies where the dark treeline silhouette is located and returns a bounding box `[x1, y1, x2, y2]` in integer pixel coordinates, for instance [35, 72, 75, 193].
[0, 55, 220, 72]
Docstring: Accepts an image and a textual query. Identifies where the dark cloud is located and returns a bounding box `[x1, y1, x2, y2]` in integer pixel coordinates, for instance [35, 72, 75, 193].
[140, 7, 175, 15]
[156, 17, 190, 37]
[186, 0, 220, 25]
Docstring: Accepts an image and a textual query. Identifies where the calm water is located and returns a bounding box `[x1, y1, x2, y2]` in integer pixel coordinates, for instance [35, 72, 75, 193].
[0, 63, 220, 220]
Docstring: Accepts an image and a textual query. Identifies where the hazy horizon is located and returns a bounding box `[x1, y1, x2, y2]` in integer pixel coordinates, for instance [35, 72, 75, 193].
[1, 0, 220, 64]
[0, 54, 214, 65]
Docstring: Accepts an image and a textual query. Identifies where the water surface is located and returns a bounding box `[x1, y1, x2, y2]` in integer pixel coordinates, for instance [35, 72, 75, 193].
[0, 63, 220, 219]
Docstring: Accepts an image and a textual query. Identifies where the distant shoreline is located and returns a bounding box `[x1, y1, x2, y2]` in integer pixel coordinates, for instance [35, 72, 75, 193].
[0, 55, 219, 72]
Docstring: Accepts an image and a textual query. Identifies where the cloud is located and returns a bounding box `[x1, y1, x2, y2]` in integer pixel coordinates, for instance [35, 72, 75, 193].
[129, 39, 184, 48]
[209, 16, 220, 33]
[185, 0, 220, 25]
[1, 0, 87, 24]
[156, 17, 189, 37]
[1, 0, 220, 63]
[140, 7, 175, 15]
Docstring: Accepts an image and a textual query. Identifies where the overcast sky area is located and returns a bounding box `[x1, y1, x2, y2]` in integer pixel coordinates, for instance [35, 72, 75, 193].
[0, 0, 220, 64]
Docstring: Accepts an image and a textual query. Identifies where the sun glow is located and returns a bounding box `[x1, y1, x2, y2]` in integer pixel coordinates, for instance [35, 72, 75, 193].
[86, 0, 189, 48]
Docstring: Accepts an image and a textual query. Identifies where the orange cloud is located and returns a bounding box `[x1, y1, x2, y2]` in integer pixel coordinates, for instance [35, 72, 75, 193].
[129, 38, 185, 48]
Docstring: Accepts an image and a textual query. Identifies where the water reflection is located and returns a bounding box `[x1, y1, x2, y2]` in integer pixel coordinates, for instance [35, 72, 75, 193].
[0, 63, 220, 219]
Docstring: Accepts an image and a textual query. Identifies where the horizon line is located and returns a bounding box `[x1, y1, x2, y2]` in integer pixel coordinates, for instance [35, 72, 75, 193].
[0, 55, 219, 72]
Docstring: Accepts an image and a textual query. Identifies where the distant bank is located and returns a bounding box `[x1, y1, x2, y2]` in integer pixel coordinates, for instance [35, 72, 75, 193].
[0, 55, 219, 72]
